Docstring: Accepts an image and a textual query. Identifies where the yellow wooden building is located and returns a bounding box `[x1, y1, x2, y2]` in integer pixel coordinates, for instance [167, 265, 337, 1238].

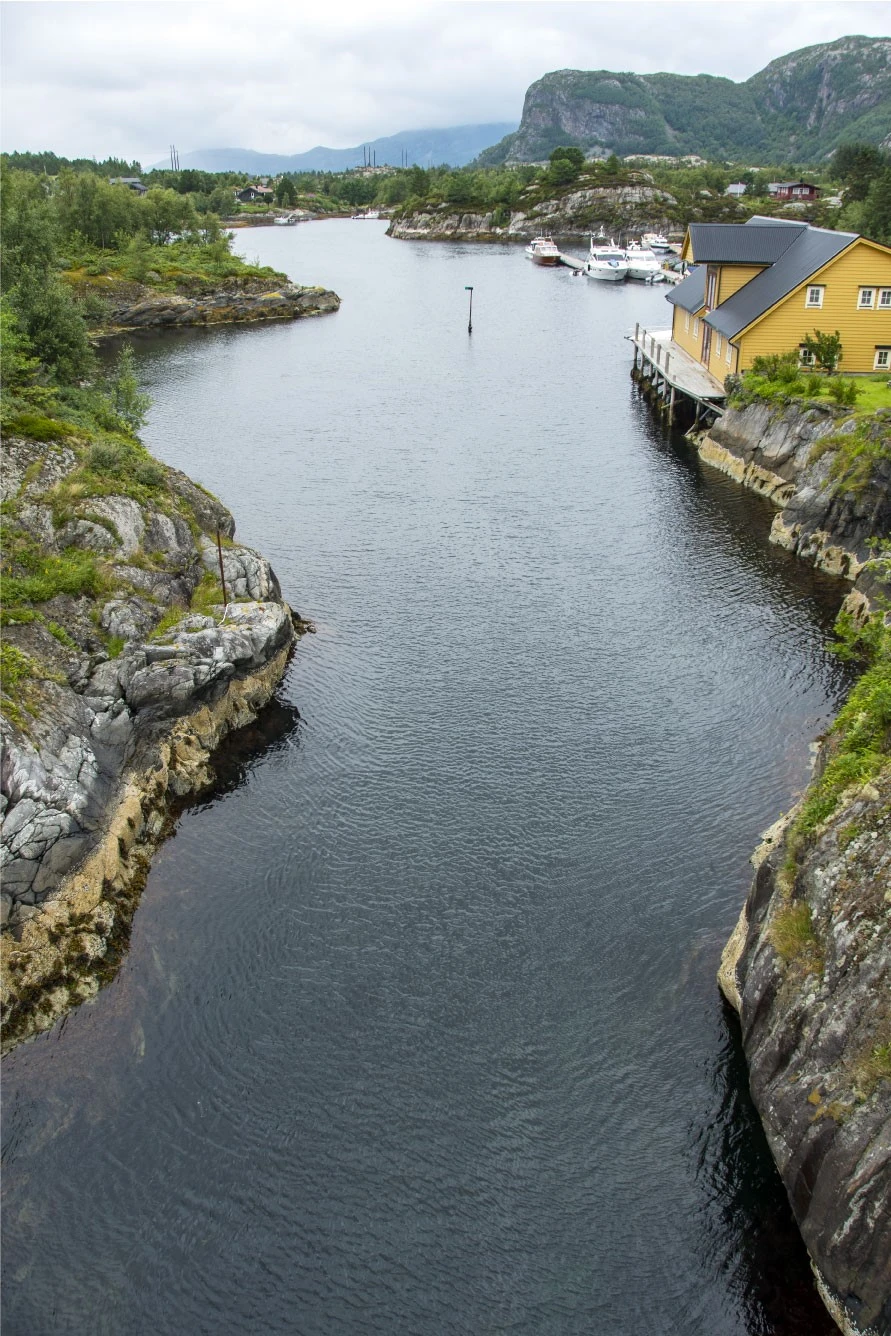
[666, 218, 891, 380]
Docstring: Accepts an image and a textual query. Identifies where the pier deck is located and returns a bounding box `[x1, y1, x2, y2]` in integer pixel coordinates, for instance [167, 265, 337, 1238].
[630, 325, 726, 411]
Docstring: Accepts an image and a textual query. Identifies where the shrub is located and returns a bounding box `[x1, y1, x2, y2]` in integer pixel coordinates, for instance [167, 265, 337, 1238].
[827, 378, 861, 406]
[5, 412, 77, 441]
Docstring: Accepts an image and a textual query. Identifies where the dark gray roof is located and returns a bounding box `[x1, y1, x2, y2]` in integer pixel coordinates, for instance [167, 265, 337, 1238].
[665, 266, 706, 314]
[705, 225, 857, 340]
[687, 222, 804, 265]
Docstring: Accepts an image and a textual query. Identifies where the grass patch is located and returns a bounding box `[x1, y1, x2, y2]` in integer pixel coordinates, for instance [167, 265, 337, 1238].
[2, 546, 107, 607]
[846, 375, 891, 414]
[4, 412, 79, 442]
[852, 1039, 891, 1099]
[106, 635, 125, 659]
[784, 615, 891, 863]
[46, 620, 78, 650]
[190, 571, 225, 615]
[809, 414, 891, 497]
[148, 605, 190, 641]
[770, 900, 823, 972]
[1, 642, 66, 728]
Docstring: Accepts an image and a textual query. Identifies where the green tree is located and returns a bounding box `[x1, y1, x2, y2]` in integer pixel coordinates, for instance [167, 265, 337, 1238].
[108, 343, 150, 431]
[861, 168, 891, 244]
[801, 329, 843, 373]
[11, 267, 94, 382]
[0, 299, 42, 391]
[275, 177, 298, 207]
[831, 143, 886, 202]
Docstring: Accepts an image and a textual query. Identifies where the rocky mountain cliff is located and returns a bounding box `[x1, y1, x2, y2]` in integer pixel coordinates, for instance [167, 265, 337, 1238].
[478, 36, 891, 165]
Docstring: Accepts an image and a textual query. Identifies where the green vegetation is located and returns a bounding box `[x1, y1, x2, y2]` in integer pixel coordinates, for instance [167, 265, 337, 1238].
[809, 418, 891, 496]
[770, 900, 823, 972]
[853, 1038, 891, 1098]
[785, 614, 891, 856]
[478, 38, 891, 169]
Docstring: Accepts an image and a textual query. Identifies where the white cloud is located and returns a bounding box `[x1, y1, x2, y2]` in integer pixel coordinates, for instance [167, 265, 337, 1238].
[1, 0, 889, 165]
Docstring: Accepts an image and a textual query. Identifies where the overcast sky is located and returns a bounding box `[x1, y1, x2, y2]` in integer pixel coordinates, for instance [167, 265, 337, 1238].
[2, 0, 889, 167]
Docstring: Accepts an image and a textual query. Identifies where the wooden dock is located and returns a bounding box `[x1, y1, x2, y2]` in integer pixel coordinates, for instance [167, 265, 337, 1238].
[629, 324, 726, 426]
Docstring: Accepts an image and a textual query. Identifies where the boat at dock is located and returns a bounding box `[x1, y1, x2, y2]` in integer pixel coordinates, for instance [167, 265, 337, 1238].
[623, 241, 665, 283]
[585, 239, 628, 282]
[642, 232, 672, 252]
[274, 214, 299, 226]
[525, 236, 561, 265]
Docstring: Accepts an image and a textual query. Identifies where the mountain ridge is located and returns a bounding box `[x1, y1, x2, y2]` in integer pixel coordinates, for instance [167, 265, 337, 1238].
[477, 36, 891, 165]
[150, 124, 518, 174]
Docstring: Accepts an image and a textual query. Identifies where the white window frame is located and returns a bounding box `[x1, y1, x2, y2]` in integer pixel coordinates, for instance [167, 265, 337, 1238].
[858, 287, 876, 309]
[726, 341, 733, 366]
[879, 289, 891, 308]
[805, 285, 824, 308]
[715, 333, 722, 357]
[684, 311, 690, 333]
[798, 345, 816, 366]
[875, 347, 891, 370]
[693, 317, 699, 337]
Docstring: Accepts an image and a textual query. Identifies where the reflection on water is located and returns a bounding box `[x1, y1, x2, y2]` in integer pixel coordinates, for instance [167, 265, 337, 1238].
[2, 223, 853, 1336]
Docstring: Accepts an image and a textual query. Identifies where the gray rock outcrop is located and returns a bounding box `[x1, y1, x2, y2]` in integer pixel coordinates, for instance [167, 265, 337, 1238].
[387, 185, 677, 243]
[1, 432, 303, 1050]
[106, 281, 340, 331]
[698, 402, 891, 593]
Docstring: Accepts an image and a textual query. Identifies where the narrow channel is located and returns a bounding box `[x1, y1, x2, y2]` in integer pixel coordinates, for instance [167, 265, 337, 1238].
[2, 221, 852, 1335]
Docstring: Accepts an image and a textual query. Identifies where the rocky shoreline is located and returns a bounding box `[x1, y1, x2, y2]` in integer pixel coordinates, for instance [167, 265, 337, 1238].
[692, 398, 890, 1335]
[387, 184, 678, 244]
[0, 433, 309, 1052]
[98, 278, 340, 335]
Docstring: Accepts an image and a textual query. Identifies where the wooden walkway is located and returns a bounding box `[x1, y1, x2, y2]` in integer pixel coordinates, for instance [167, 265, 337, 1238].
[630, 325, 726, 423]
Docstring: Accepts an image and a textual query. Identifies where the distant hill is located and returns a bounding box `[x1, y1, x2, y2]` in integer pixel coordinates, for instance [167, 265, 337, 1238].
[151, 125, 518, 174]
[477, 36, 891, 165]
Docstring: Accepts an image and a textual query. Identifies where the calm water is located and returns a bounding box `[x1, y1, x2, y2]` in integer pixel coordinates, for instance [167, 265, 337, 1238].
[3, 223, 852, 1335]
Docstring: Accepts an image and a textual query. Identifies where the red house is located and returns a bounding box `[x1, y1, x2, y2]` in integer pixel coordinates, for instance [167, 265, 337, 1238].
[768, 181, 821, 202]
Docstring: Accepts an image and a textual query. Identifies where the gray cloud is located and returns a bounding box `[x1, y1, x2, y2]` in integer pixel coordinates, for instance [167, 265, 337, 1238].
[2, 1, 889, 166]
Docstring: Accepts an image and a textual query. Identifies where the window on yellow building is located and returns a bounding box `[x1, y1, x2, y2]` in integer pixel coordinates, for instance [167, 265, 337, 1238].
[726, 342, 733, 365]
[858, 288, 876, 309]
[693, 318, 699, 337]
[799, 345, 816, 365]
[715, 333, 722, 357]
[875, 347, 891, 370]
[805, 286, 824, 308]
[879, 289, 891, 308]
[685, 312, 690, 333]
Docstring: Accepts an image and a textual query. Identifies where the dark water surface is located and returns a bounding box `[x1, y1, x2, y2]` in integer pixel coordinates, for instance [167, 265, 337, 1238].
[3, 223, 850, 1335]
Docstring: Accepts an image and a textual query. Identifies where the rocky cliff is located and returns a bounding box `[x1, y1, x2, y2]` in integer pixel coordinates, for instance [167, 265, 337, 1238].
[1, 430, 307, 1052]
[387, 183, 677, 242]
[698, 400, 891, 603]
[701, 397, 891, 1335]
[478, 36, 891, 165]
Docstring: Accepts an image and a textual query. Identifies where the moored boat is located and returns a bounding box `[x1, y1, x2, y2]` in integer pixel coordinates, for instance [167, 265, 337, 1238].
[623, 240, 665, 282]
[585, 238, 628, 281]
[525, 235, 561, 265]
[642, 231, 672, 252]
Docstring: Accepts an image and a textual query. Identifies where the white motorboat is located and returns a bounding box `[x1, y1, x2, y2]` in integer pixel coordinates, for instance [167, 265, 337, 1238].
[623, 240, 665, 283]
[642, 231, 672, 252]
[274, 214, 299, 226]
[585, 239, 628, 281]
[525, 235, 561, 265]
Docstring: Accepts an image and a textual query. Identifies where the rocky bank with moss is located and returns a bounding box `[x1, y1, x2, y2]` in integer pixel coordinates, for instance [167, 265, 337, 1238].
[0, 429, 308, 1053]
[699, 396, 891, 1335]
[387, 182, 678, 243]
